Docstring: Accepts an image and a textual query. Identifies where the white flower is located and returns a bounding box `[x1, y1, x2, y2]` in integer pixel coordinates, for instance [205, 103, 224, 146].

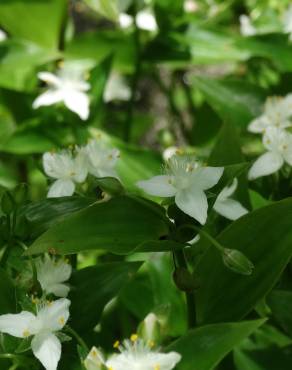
[84, 347, 105, 370]
[0, 299, 70, 370]
[248, 96, 292, 133]
[137, 155, 224, 225]
[103, 73, 131, 102]
[0, 29, 7, 42]
[214, 179, 248, 220]
[239, 15, 257, 36]
[33, 66, 91, 120]
[119, 13, 134, 28]
[283, 5, 292, 41]
[84, 140, 120, 179]
[184, 0, 197, 13]
[106, 337, 181, 370]
[36, 255, 72, 297]
[43, 150, 87, 198]
[136, 9, 158, 32]
[248, 127, 292, 180]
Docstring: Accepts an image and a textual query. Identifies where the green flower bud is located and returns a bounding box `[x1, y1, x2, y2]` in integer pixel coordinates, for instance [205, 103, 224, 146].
[173, 267, 200, 292]
[222, 248, 254, 276]
[138, 313, 161, 344]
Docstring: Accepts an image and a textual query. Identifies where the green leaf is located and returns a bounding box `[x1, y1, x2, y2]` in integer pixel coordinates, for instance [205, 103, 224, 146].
[167, 319, 265, 370]
[194, 77, 264, 127]
[0, 268, 16, 314]
[0, 0, 67, 50]
[196, 198, 292, 324]
[70, 261, 141, 331]
[84, 0, 119, 22]
[25, 196, 169, 255]
[267, 290, 292, 337]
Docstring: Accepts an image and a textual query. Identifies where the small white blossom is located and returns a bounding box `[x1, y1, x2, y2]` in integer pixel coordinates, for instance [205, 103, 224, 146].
[136, 9, 158, 32]
[239, 15, 257, 36]
[184, 0, 198, 13]
[137, 155, 224, 225]
[248, 127, 292, 180]
[214, 179, 248, 220]
[106, 336, 181, 370]
[0, 299, 70, 370]
[283, 5, 292, 41]
[119, 13, 134, 28]
[33, 66, 91, 120]
[84, 140, 120, 179]
[248, 96, 292, 133]
[43, 150, 87, 198]
[0, 29, 7, 42]
[36, 255, 72, 297]
[103, 73, 131, 102]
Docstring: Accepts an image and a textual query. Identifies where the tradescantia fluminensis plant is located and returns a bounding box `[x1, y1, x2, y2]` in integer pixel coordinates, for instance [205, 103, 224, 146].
[1, 0, 292, 369]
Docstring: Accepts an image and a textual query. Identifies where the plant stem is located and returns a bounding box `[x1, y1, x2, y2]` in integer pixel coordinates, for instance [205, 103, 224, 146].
[125, 6, 141, 142]
[65, 325, 88, 351]
[174, 250, 197, 328]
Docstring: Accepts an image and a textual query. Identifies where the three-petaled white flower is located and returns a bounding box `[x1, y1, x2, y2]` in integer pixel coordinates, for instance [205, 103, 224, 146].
[106, 336, 181, 370]
[239, 15, 257, 36]
[84, 140, 120, 179]
[214, 178, 248, 220]
[0, 298, 70, 370]
[248, 96, 292, 134]
[248, 127, 292, 180]
[36, 255, 72, 297]
[137, 156, 224, 225]
[43, 150, 87, 198]
[33, 67, 91, 120]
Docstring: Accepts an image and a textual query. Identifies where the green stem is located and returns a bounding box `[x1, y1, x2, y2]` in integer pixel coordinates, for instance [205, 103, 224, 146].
[185, 224, 224, 252]
[174, 250, 196, 328]
[65, 325, 88, 351]
[125, 6, 141, 142]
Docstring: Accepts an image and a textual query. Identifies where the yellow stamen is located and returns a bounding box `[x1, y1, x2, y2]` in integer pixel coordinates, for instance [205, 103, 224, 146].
[130, 333, 138, 342]
[113, 340, 120, 349]
[23, 330, 30, 338]
[154, 365, 160, 370]
[59, 317, 65, 325]
[148, 340, 155, 348]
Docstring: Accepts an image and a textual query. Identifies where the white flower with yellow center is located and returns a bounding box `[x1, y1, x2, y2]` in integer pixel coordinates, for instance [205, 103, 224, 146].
[36, 255, 72, 297]
[248, 96, 292, 133]
[43, 149, 87, 198]
[214, 179, 248, 220]
[137, 155, 224, 225]
[0, 299, 70, 370]
[248, 127, 292, 180]
[106, 335, 181, 370]
[33, 66, 91, 120]
[84, 140, 120, 179]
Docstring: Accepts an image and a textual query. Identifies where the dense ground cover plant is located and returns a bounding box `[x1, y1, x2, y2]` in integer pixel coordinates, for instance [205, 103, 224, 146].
[1, 0, 292, 369]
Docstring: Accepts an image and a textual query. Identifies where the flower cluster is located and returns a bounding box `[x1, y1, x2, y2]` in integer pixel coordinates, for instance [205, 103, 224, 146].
[84, 334, 181, 370]
[248, 95, 292, 180]
[42, 140, 120, 198]
[0, 255, 72, 370]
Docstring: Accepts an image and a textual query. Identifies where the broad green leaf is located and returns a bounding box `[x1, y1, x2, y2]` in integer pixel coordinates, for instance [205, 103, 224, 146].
[0, 0, 67, 50]
[0, 268, 16, 314]
[25, 196, 170, 255]
[267, 290, 292, 337]
[20, 197, 95, 238]
[84, 0, 119, 22]
[70, 261, 141, 331]
[194, 77, 264, 127]
[196, 198, 292, 324]
[0, 40, 58, 91]
[167, 319, 265, 370]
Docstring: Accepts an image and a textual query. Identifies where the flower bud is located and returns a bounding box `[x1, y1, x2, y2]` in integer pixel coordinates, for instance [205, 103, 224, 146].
[138, 313, 161, 344]
[173, 267, 200, 292]
[222, 248, 254, 276]
[84, 347, 105, 370]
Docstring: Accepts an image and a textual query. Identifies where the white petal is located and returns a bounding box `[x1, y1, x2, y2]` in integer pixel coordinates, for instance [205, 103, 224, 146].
[63, 91, 90, 120]
[136, 175, 177, 197]
[85, 347, 105, 370]
[0, 311, 36, 338]
[175, 188, 208, 225]
[191, 167, 224, 190]
[37, 298, 70, 332]
[73, 150, 88, 183]
[153, 351, 182, 370]
[283, 144, 292, 166]
[248, 151, 284, 180]
[48, 283, 70, 298]
[247, 116, 269, 133]
[47, 179, 75, 198]
[37, 72, 61, 87]
[214, 198, 248, 220]
[33, 89, 63, 109]
[136, 10, 158, 31]
[32, 333, 61, 370]
[217, 178, 238, 202]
